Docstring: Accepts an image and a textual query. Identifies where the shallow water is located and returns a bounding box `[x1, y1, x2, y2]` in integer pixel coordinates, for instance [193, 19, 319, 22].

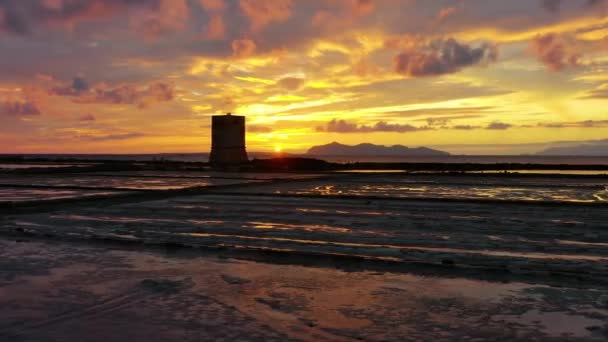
[0, 174, 261, 190]
[294, 183, 608, 203]
[0, 188, 124, 202]
[245, 174, 608, 203]
[0, 163, 93, 170]
[1, 239, 607, 341]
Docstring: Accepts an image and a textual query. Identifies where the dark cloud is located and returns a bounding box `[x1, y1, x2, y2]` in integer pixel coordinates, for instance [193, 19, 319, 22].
[49, 77, 89, 96]
[425, 117, 450, 127]
[0, 100, 40, 116]
[452, 125, 480, 130]
[317, 119, 431, 133]
[486, 122, 512, 130]
[0, 0, 161, 35]
[79, 82, 174, 108]
[541, 0, 607, 12]
[541, 0, 562, 12]
[49, 77, 175, 108]
[393, 38, 498, 77]
[587, 0, 608, 7]
[530, 33, 581, 71]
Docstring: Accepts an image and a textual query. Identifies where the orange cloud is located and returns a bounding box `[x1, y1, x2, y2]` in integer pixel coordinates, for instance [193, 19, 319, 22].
[199, 0, 226, 12]
[312, 0, 375, 31]
[232, 39, 257, 57]
[278, 77, 305, 90]
[349, 0, 375, 17]
[0, 100, 40, 116]
[204, 15, 226, 39]
[530, 33, 581, 71]
[132, 0, 190, 40]
[436, 7, 456, 24]
[239, 0, 292, 32]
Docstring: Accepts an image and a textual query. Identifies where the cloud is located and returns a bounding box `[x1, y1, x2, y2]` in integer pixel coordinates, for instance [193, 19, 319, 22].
[538, 119, 608, 127]
[232, 39, 257, 57]
[0, 100, 40, 116]
[239, 0, 292, 33]
[277, 77, 304, 90]
[530, 33, 581, 71]
[425, 117, 450, 127]
[393, 38, 498, 77]
[581, 83, 608, 99]
[353, 58, 382, 77]
[317, 119, 431, 133]
[434, 7, 456, 26]
[78, 113, 96, 121]
[311, 0, 375, 32]
[486, 122, 512, 130]
[199, 0, 226, 40]
[248, 125, 272, 133]
[132, 0, 190, 40]
[349, 0, 375, 17]
[0, 0, 192, 39]
[49, 77, 89, 96]
[541, 0, 607, 12]
[452, 125, 480, 130]
[77, 132, 146, 141]
[541, 0, 562, 12]
[0, 0, 160, 35]
[198, 0, 226, 12]
[49, 78, 175, 108]
[203, 15, 225, 40]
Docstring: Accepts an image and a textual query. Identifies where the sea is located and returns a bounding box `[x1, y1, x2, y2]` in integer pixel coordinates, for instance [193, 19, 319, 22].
[1, 153, 607, 165]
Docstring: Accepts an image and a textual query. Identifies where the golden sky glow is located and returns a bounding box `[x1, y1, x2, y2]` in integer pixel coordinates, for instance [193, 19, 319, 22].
[0, 0, 607, 154]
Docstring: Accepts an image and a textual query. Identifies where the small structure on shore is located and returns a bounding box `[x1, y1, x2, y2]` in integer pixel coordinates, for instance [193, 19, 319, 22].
[209, 113, 249, 167]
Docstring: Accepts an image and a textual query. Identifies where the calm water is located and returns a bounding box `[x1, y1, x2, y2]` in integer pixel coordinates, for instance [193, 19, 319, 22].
[2, 154, 608, 165]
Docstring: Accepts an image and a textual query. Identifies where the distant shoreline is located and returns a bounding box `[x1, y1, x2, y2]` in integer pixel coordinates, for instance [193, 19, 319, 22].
[2, 156, 608, 173]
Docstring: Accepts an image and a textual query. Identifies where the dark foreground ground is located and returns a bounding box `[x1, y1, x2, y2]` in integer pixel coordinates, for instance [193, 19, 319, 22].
[1, 164, 607, 341]
[1, 239, 607, 342]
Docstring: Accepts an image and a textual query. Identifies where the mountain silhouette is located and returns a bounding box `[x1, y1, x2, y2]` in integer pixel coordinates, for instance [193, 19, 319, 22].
[536, 142, 608, 156]
[306, 142, 450, 156]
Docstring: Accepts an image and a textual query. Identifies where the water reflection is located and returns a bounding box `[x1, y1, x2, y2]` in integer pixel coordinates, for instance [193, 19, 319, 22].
[285, 181, 608, 203]
[178, 232, 608, 261]
[0, 188, 122, 202]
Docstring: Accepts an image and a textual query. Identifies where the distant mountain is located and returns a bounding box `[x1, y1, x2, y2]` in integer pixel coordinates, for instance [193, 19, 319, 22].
[306, 142, 450, 156]
[536, 143, 608, 156]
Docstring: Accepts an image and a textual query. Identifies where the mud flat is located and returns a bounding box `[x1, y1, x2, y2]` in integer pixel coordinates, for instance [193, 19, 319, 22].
[1, 171, 607, 340]
[1, 239, 607, 341]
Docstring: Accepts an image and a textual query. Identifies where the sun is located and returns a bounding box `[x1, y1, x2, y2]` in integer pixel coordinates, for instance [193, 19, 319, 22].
[274, 146, 283, 153]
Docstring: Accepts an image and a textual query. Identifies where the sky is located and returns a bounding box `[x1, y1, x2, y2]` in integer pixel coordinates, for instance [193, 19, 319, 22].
[0, 0, 607, 155]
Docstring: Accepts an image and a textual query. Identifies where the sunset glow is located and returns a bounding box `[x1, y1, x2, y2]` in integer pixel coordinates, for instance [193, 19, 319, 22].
[1, 0, 607, 154]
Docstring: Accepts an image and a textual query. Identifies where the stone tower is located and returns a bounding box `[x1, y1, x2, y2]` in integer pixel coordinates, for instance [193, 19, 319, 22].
[209, 113, 249, 166]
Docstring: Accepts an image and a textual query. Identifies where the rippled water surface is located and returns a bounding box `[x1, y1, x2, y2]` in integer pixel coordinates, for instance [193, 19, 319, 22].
[0, 174, 262, 190]
[243, 174, 608, 203]
[0, 188, 124, 202]
[292, 183, 608, 202]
